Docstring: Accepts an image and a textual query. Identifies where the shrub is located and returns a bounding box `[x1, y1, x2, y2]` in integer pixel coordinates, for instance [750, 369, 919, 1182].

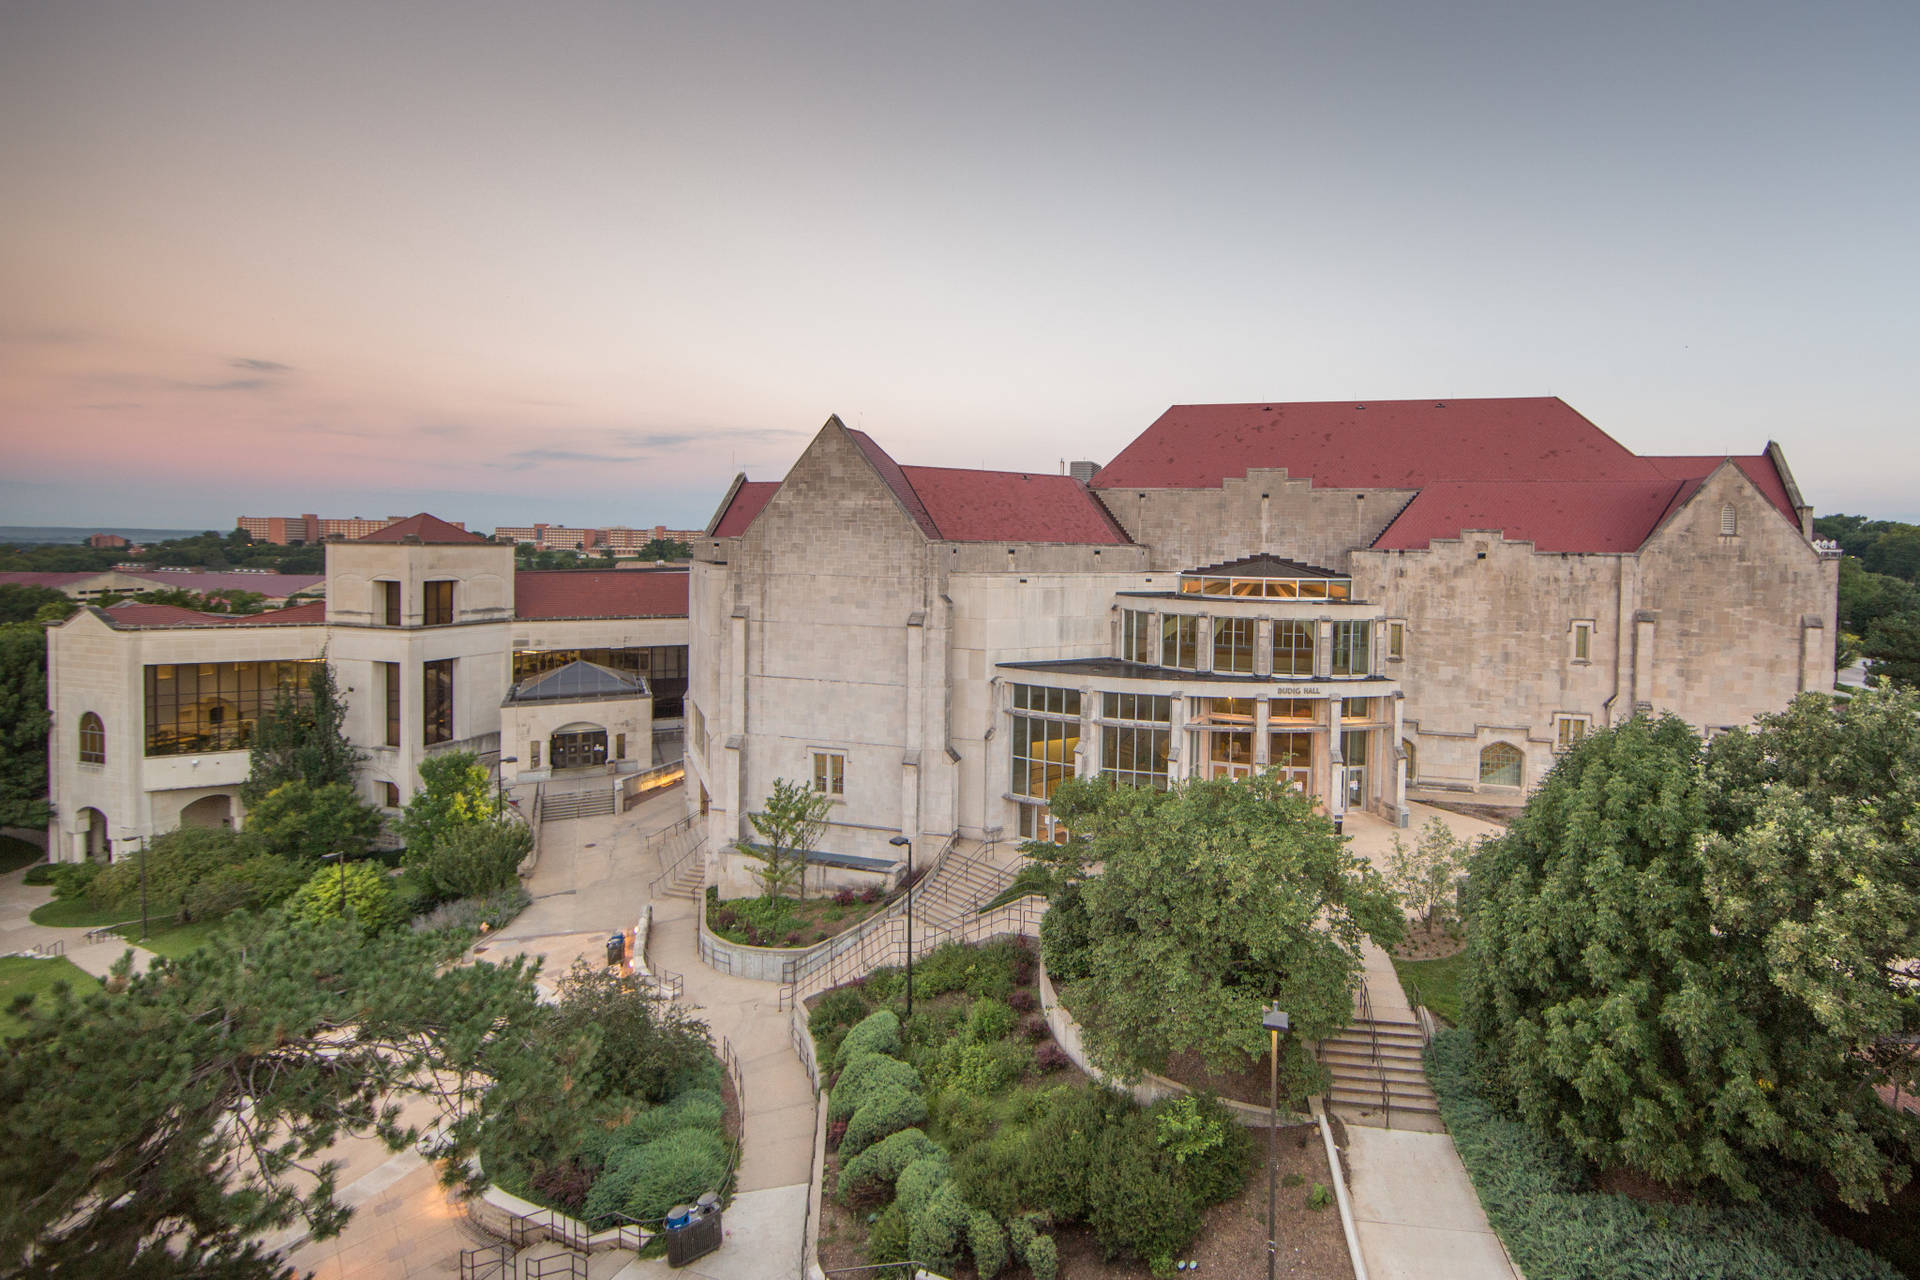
[834, 1009, 902, 1071]
[829, 1052, 923, 1123]
[406, 818, 531, 903]
[285, 860, 402, 935]
[865, 1202, 911, 1270]
[840, 1084, 928, 1156]
[969, 1209, 1009, 1279]
[909, 1181, 971, 1275]
[245, 779, 382, 863]
[1009, 987, 1037, 1013]
[48, 860, 102, 901]
[599, 1089, 725, 1153]
[1035, 1042, 1069, 1072]
[928, 1039, 1028, 1097]
[410, 885, 531, 936]
[894, 1151, 952, 1218]
[1024, 1231, 1058, 1280]
[836, 1127, 937, 1202]
[860, 886, 883, 903]
[1022, 1014, 1051, 1042]
[548, 960, 714, 1104]
[966, 996, 1015, 1043]
[1006, 1214, 1036, 1262]
[1429, 1029, 1901, 1280]
[1306, 1181, 1333, 1210]
[1087, 1109, 1201, 1263]
[585, 1128, 730, 1225]
[530, 1158, 595, 1216]
[810, 985, 872, 1065]
[1038, 881, 1092, 981]
[834, 888, 859, 906]
[1151, 1094, 1251, 1204]
[22, 863, 54, 886]
[913, 939, 1019, 1001]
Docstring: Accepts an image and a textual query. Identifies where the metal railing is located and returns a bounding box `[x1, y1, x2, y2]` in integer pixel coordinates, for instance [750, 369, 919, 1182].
[459, 1244, 512, 1280]
[770, 836, 961, 1007]
[523, 1251, 585, 1280]
[643, 814, 705, 899]
[780, 893, 1048, 1010]
[1356, 980, 1390, 1124]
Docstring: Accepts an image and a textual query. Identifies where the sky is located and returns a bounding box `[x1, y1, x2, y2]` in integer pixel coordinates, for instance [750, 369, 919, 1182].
[2, 0, 1917, 531]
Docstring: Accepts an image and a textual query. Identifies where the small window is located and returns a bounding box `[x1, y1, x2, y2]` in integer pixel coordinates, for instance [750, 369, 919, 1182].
[78, 712, 105, 765]
[1555, 716, 1590, 752]
[381, 781, 401, 808]
[615, 732, 627, 760]
[812, 750, 845, 796]
[1720, 504, 1737, 536]
[1479, 742, 1524, 788]
[1386, 621, 1405, 661]
[1160, 615, 1199, 669]
[1341, 697, 1375, 721]
[1572, 621, 1593, 663]
[530, 740, 540, 769]
[377, 580, 401, 627]
[423, 580, 455, 627]
[382, 662, 401, 747]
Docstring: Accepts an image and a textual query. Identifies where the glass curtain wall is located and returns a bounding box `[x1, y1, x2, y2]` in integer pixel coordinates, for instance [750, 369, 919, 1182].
[143, 660, 322, 756]
[1010, 684, 1081, 840]
[1099, 692, 1171, 789]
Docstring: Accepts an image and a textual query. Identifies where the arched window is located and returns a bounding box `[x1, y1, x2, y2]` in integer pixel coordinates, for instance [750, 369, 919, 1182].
[78, 712, 105, 765]
[1479, 741, 1523, 788]
[1720, 503, 1737, 536]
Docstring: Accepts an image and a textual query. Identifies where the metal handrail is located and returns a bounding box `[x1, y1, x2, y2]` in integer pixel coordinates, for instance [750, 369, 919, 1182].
[1355, 980, 1389, 1124]
[643, 814, 704, 899]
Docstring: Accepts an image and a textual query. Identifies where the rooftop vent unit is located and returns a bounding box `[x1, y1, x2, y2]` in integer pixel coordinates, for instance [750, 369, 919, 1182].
[1068, 460, 1099, 484]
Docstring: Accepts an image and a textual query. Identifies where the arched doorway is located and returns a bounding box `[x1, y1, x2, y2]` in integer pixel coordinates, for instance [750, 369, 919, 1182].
[79, 807, 111, 863]
[1401, 738, 1417, 784]
[549, 722, 609, 771]
[180, 794, 234, 829]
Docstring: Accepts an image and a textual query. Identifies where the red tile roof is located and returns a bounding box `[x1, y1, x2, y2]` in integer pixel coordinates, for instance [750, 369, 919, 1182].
[249, 601, 328, 625]
[1092, 398, 1643, 491]
[1645, 455, 1797, 521]
[898, 466, 1132, 544]
[849, 430, 943, 539]
[513, 569, 689, 620]
[356, 513, 487, 544]
[0, 571, 99, 588]
[115, 569, 323, 597]
[98, 599, 330, 628]
[710, 481, 781, 537]
[1371, 481, 1698, 553]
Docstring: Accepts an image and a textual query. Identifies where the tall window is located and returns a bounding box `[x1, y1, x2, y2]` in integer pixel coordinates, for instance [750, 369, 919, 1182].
[378, 580, 401, 627]
[1554, 715, 1590, 751]
[143, 660, 321, 756]
[423, 580, 455, 627]
[1571, 621, 1593, 662]
[1273, 621, 1314, 678]
[1099, 692, 1171, 790]
[1189, 697, 1255, 781]
[423, 659, 454, 745]
[78, 712, 105, 764]
[1269, 731, 1312, 791]
[1720, 504, 1737, 536]
[812, 750, 845, 796]
[1161, 615, 1198, 669]
[1331, 621, 1372, 677]
[1010, 684, 1081, 840]
[381, 781, 401, 808]
[381, 662, 400, 747]
[1479, 742, 1523, 787]
[1212, 617, 1255, 673]
[1387, 621, 1405, 661]
[1121, 609, 1154, 664]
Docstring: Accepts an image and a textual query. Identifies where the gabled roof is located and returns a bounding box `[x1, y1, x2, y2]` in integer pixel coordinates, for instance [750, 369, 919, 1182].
[1371, 481, 1697, 553]
[250, 601, 328, 625]
[1644, 455, 1797, 521]
[95, 599, 330, 628]
[709, 480, 781, 538]
[848, 429, 943, 539]
[506, 659, 646, 703]
[115, 569, 323, 596]
[513, 569, 688, 620]
[356, 513, 486, 544]
[898, 466, 1132, 545]
[1092, 398, 1642, 491]
[0, 571, 99, 588]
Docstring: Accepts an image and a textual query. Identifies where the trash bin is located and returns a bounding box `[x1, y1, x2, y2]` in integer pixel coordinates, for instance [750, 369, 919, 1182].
[664, 1199, 723, 1267]
[606, 932, 626, 968]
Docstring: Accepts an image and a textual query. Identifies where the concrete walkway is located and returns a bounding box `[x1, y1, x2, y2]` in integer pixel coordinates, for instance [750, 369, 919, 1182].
[0, 857, 161, 980]
[289, 787, 814, 1280]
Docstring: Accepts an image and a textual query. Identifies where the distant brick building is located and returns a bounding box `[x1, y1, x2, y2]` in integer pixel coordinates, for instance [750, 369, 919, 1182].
[491, 523, 701, 554]
[235, 514, 467, 544]
[86, 533, 128, 549]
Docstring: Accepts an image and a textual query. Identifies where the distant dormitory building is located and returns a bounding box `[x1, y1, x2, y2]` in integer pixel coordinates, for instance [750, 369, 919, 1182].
[47, 514, 689, 863]
[234, 514, 466, 544]
[491, 523, 704, 553]
[686, 400, 1839, 897]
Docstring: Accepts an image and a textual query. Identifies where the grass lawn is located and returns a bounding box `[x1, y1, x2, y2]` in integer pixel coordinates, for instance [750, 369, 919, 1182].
[0, 835, 43, 874]
[112, 918, 225, 960]
[0, 956, 98, 1038]
[1392, 950, 1469, 1026]
[28, 898, 138, 930]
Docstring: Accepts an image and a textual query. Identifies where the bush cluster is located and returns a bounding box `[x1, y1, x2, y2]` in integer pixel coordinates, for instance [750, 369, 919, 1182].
[1428, 1029, 1900, 1280]
[705, 892, 799, 946]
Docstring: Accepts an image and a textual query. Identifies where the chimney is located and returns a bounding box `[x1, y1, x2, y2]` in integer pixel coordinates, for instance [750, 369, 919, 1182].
[1068, 460, 1100, 484]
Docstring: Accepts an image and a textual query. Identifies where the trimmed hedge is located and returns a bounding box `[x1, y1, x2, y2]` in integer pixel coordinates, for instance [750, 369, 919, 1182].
[838, 1126, 939, 1201]
[1429, 1029, 1901, 1280]
[840, 1083, 929, 1157]
[828, 1051, 923, 1123]
[968, 1209, 1008, 1280]
[584, 1128, 730, 1225]
[834, 1008, 901, 1071]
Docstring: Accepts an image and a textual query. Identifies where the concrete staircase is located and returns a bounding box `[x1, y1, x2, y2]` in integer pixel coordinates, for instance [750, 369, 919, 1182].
[1319, 1016, 1443, 1133]
[643, 815, 707, 900]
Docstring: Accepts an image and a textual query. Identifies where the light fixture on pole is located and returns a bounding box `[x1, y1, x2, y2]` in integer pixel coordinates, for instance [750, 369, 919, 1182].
[1263, 1005, 1291, 1280]
[120, 829, 148, 941]
[496, 756, 518, 810]
[320, 850, 349, 918]
[888, 835, 914, 1020]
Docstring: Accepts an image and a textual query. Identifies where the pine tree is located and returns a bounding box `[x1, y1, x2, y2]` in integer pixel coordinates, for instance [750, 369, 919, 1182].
[243, 656, 361, 805]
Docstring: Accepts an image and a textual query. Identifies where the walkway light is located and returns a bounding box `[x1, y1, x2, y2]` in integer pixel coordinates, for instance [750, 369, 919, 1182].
[1263, 1005, 1291, 1280]
[889, 836, 914, 1019]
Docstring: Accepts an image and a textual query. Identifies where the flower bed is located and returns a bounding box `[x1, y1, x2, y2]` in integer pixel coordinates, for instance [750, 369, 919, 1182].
[705, 884, 889, 948]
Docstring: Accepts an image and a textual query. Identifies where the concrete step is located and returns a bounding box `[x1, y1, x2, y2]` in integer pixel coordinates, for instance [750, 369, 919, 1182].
[1328, 1098, 1449, 1134]
[1323, 1060, 1432, 1088]
[1327, 1085, 1439, 1113]
[1319, 1039, 1426, 1066]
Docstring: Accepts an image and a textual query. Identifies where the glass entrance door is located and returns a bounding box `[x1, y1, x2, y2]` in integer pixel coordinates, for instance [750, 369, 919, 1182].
[550, 729, 608, 770]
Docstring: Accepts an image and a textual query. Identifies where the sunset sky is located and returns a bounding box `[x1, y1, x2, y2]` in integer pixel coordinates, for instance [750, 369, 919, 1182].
[3, 1, 1917, 531]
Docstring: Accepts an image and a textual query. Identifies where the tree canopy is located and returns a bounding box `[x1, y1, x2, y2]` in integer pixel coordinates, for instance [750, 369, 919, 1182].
[741, 776, 833, 899]
[0, 915, 546, 1276]
[1040, 773, 1402, 1097]
[0, 623, 51, 828]
[242, 659, 362, 805]
[1464, 695, 1920, 1210]
[399, 752, 499, 862]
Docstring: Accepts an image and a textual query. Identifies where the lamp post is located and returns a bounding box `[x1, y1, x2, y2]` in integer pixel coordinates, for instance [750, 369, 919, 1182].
[120, 830, 148, 941]
[888, 835, 914, 1020]
[321, 850, 349, 918]
[1263, 1005, 1291, 1280]
[496, 756, 518, 810]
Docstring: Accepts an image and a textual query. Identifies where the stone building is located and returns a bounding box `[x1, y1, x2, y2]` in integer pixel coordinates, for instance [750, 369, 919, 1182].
[46, 514, 689, 863]
[687, 401, 1839, 897]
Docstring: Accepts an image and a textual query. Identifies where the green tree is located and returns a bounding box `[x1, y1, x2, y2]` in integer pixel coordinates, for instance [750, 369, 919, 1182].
[1385, 816, 1471, 934]
[0, 582, 70, 624]
[244, 779, 384, 863]
[398, 752, 499, 861]
[1045, 771, 1402, 1097]
[740, 776, 833, 900]
[243, 658, 361, 804]
[1862, 611, 1920, 687]
[0, 623, 51, 827]
[92, 826, 304, 923]
[0, 915, 547, 1276]
[544, 958, 714, 1103]
[1836, 556, 1919, 636]
[636, 537, 693, 561]
[1466, 698, 1920, 1209]
[285, 860, 402, 935]
[408, 817, 531, 901]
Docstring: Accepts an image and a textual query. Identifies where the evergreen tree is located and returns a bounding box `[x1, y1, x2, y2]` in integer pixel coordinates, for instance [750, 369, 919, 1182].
[741, 776, 832, 899]
[243, 657, 361, 804]
[1862, 611, 1920, 688]
[0, 622, 52, 828]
